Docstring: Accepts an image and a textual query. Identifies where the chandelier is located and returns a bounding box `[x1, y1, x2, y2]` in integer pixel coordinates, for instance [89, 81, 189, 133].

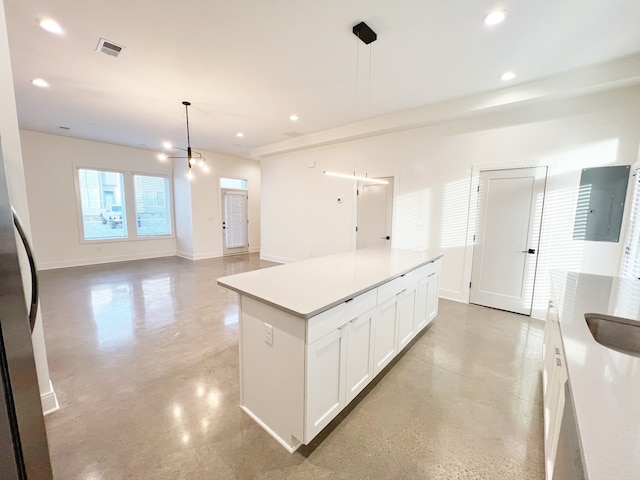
[158, 101, 209, 180]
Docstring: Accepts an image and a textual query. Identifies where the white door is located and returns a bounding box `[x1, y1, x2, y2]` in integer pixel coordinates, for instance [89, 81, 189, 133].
[470, 167, 546, 315]
[222, 189, 249, 255]
[356, 178, 393, 249]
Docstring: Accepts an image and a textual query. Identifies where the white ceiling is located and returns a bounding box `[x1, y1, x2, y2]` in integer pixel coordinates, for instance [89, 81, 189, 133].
[5, 0, 640, 159]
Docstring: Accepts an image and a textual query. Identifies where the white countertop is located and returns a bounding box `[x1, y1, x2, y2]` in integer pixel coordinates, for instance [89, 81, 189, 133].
[550, 271, 640, 480]
[217, 248, 442, 318]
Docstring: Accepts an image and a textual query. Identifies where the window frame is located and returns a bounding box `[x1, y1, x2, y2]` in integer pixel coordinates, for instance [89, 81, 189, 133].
[132, 172, 174, 238]
[73, 166, 175, 244]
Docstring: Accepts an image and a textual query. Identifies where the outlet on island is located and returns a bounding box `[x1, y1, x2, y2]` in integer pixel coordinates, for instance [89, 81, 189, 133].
[264, 323, 273, 346]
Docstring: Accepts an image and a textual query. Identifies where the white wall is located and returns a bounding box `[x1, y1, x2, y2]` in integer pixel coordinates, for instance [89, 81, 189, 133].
[182, 152, 260, 260]
[21, 130, 176, 269]
[20, 130, 262, 267]
[260, 85, 640, 319]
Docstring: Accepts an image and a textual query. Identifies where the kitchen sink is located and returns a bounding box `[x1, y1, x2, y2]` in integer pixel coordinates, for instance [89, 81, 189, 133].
[585, 313, 640, 358]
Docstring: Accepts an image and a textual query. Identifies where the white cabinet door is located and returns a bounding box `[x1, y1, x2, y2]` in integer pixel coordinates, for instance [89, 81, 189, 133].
[426, 272, 439, 324]
[414, 278, 429, 332]
[305, 326, 347, 442]
[373, 298, 398, 375]
[345, 312, 375, 403]
[542, 302, 568, 480]
[396, 288, 416, 350]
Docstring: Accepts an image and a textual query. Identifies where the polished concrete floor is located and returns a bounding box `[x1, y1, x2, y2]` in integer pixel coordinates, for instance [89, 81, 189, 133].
[39, 254, 545, 479]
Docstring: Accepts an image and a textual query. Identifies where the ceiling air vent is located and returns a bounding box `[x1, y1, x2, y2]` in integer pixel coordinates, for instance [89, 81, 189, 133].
[283, 131, 303, 138]
[96, 38, 124, 57]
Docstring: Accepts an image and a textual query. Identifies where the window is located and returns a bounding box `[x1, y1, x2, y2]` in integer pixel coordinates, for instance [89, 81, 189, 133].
[134, 175, 172, 236]
[220, 177, 248, 190]
[621, 167, 640, 279]
[78, 168, 127, 240]
[76, 167, 173, 241]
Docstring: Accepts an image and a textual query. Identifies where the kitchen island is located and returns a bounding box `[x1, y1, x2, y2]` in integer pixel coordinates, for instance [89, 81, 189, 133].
[545, 271, 640, 479]
[218, 247, 442, 452]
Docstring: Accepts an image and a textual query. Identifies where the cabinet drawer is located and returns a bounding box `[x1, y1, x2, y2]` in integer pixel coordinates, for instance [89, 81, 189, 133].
[307, 289, 377, 344]
[377, 275, 409, 304]
[402, 264, 430, 285]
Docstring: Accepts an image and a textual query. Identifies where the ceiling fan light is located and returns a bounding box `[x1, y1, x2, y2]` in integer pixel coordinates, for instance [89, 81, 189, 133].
[157, 153, 168, 161]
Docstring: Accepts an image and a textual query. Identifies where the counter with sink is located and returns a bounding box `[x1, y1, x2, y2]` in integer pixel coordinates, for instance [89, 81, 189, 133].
[546, 271, 640, 479]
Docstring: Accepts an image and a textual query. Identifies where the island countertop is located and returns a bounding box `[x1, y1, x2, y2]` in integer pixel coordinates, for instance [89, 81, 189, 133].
[550, 271, 640, 480]
[217, 247, 443, 319]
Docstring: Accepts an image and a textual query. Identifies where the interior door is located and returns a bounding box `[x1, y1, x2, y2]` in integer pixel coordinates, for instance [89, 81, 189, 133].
[470, 167, 546, 315]
[222, 189, 249, 255]
[356, 178, 393, 249]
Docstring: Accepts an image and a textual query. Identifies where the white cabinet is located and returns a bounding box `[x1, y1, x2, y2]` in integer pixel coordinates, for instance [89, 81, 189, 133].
[396, 287, 417, 350]
[306, 326, 347, 442]
[344, 312, 375, 403]
[305, 307, 376, 442]
[233, 255, 443, 452]
[542, 300, 568, 480]
[415, 268, 440, 332]
[426, 271, 439, 324]
[373, 297, 398, 375]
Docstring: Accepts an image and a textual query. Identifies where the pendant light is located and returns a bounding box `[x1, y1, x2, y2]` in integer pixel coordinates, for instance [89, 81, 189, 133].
[323, 22, 378, 184]
[158, 101, 208, 180]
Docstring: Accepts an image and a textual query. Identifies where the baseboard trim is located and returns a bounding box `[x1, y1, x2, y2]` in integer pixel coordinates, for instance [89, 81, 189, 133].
[38, 251, 176, 270]
[439, 288, 466, 303]
[41, 380, 59, 416]
[259, 253, 295, 264]
[192, 251, 223, 260]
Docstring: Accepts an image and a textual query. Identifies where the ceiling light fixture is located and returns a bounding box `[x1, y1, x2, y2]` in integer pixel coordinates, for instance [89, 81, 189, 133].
[484, 10, 508, 26]
[158, 101, 208, 180]
[31, 78, 49, 88]
[236, 132, 244, 138]
[324, 171, 388, 184]
[37, 18, 63, 35]
[323, 22, 381, 187]
[501, 71, 516, 81]
[289, 114, 299, 122]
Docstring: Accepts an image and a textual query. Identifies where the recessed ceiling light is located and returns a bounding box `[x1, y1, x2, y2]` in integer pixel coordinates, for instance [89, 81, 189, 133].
[162, 141, 172, 149]
[484, 10, 508, 26]
[31, 78, 49, 88]
[236, 132, 244, 138]
[501, 71, 516, 81]
[37, 18, 63, 35]
[289, 114, 299, 122]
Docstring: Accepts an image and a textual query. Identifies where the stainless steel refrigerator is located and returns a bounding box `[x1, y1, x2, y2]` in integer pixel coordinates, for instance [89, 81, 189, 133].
[0, 147, 53, 478]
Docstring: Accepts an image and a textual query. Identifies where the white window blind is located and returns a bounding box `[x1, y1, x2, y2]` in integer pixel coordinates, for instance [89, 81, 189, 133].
[224, 191, 248, 248]
[621, 167, 640, 279]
